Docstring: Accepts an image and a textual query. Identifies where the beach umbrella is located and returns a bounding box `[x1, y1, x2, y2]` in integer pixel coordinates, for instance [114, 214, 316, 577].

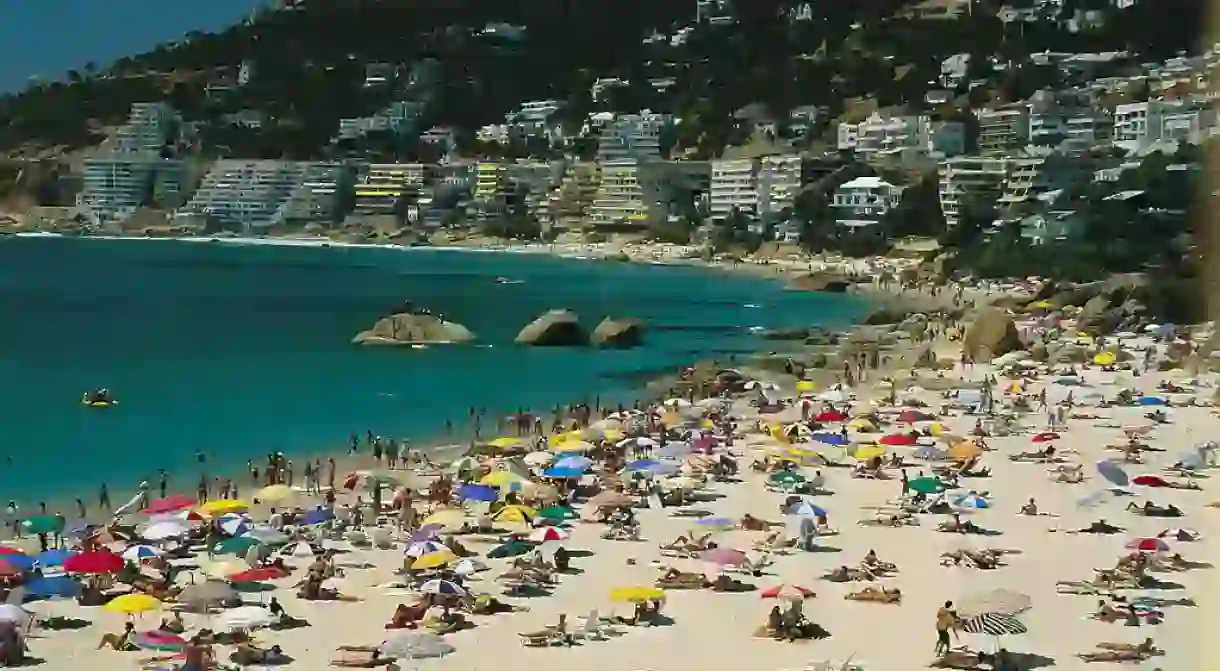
[953, 493, 990, 510]
[229, 567, 283, 583]
[553, 455, 594, 471]
[1076, 490, 1113, 510]
[787, 501, 826, 518]
[141, 519, 192, 541]
[242, 527, 289, 546]
[63, 551, 123, 574]
[1132, 474, 1171, 487]
[0, 553, 33, 573]
[1096, 460, 1129, 487]
[957, 589, 1032, 618]
[1093, 352, 1117, 366]
[202, 560, 249, 580]
[143, 495, 196, 515]
[254, 485, 295, 504]
[211, 536, 260, 556]
[0, 561, 21, 578]
[198, 500, 248, 516]
[586, 491, 634, 510]
[537, 505, 578, 522]
[542, 466, 584, 479]
[217, 605, 276, 631]
[914, 445, 949, 460]
[908, 477, 946, 495]
[816, 411, 846, 422]
[1138, 396, 1167, 406]
[281, 541, 315, 558]
[760, 584, 815, 601]
[299, 508, 335, 526]
[897, 410, 934, 424]
[1054, 377, 1084, 386]
[491, 505, 536, 525]
[179, 580, 237, 604]
[1031, 432, 1060, 443]
[420, 509, 465, 530]
[34, 549, 75, 567]
[948, 442, 982, 462]
[479, 471, 525, 489]
[960, 612, 1028, 637]
[487, 436, 524, 450]
[618, 436, 658, 449]
[1125, 537, 1170, 553]
[406, 540, 448, 558]
[699, 547, 748, 566]
[135, 631, 187, 653]
[523, 451, 553, 467]
[24, 575, 80, 600]
[552, 440, 596, 453]
[0, 605, 31, 624]
[412, 550, 457, 570]
[104, 593, 162, 615]
[528, 526, 569, 543]
[21, 515, 64, 535]
[626, 459, 675, 476]
[662, 398, 692, 409]
[218, 516, 251, 537]
[853, 445, 886, 461]
[610, 586, 665, 603]
[487, 540, 533, 559]
[418, 579, 467, 596]
[768, 471, 806, 487]
[0, 547, 24, 558]
[121, 545, 161, 561]
[811, 432, 849, 446]
[694, 517, 735, 530]
[456, 484, 499, 503]
[379, 631, 455, 659]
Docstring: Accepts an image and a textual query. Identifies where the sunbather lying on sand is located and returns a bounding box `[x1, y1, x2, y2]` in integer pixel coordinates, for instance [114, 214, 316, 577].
[940, 549, 1002, 569]
[858, 514, 917, 528]
[1127, 502, 1183, 517]
[659, 533, 712, 553]
[936, 515, 991, 534]
[332, 645, 391, 668]
[1009, 446, 1060, 462]
[655, 568, 709, 589]
[929, 649, 984, 669]
[844, 585, 901, 604]
[1076, 638, 1161, 663]
[822, 565, 876, 582]
[1068, 519, 1124, 534]
[860, 549, 897, 573]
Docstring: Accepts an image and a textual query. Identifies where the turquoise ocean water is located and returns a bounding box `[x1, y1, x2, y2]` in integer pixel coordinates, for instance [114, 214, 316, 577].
[0, 238, 863, 504]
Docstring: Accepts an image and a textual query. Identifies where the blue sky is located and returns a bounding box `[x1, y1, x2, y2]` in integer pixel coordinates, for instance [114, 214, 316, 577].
[0, 0, 266, 92]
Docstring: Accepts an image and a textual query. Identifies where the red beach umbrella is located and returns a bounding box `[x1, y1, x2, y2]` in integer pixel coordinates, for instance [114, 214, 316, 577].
[1131, 474, 1170, 487]
[143, 494, 195, 515]
[760, 584, 815, 600]
[63, 551, 124, 574]
[0, 560, 21, 578]
[229, 567, 286, 583]
[0, 547, 26, 557]
[1031, 432, 1060, 443]
[879, 433, 917, 446]
[897, 410, 933, 424]
[816, 411, 846, 422]
[1125, 537, 1170, 553]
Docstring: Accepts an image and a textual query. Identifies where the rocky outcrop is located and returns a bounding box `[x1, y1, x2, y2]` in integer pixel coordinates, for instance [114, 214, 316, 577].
[515, 310, 588, 346]
[352, 313, 475, 346]
[963, 308, 1022, 361]
[788, 271, 853, 293]
[591, 318, 645, 349]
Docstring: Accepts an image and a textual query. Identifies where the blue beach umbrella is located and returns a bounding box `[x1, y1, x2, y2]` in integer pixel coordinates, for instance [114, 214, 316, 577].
[300, 508, 335, 526]
[553, 455, 594, 471]
[695, 517, 734, 528]
[542, 467, 584, 479]
[953, 493, 990, 510]
[914, 445, 948, 460]
[457, 484, 499, 503]
[1076, 490, 1113, 510]
[626, 459, 678, 476]
[812, 432, 849, 446]
[1138, 396, 1167, 406]
[35, 549, 75, 568]
[24, 575, 80, 600]
[0, 555, 35, 572]
[1096, 459, 1129, 487]
[787, 501, 826, 518]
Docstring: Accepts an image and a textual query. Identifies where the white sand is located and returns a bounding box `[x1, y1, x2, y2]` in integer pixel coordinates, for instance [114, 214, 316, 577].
[16, 322, 1217, 671]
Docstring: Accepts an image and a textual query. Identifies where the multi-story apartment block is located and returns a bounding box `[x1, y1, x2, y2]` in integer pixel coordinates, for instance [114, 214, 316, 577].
[472, 162, 508, 216]
[504, 161, 557, 218]
[938, 156, 1012, 227]
[837, 113, 965, 161]
[282, 163, 352, 225]
[334, 101, 425, 143]
[757, 156, 802, 221]
[976, 106, 1030, 156]
[548, 162, 602, 222]
[587, 160, 670, 226]
[708, 159, 759, 220]
[831, 176, 902, 228]
[176, 160, 316, 232]
[596, 113, 665, 162]
[1110, 100, 1216, 150]
[695, 0, 734, 24]
[996, 150, 1093, 210]
[353, 164, 427, 215]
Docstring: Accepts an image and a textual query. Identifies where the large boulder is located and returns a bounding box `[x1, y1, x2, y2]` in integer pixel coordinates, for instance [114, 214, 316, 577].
[963, 308, 1022, 361]
[788, 271, 853, 293]
[352, 313, 475, 346]
[591, 318, 645, 349]
[515, 310, 588, 346]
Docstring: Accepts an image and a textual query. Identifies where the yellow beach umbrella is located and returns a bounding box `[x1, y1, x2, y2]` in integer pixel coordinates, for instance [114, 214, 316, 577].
[1093, 351, 1117, 366]
[552, 440, 595, 453]
[796, 380, 816, 392]
[487, 437, 524, 450]
[480, 471, 526, 488]
[104, 593, 162, 614]
[848, 419, 876, 432]
[199, 499, 248, 516]
[783, 447, 823, 464]
[948, 441, 982, 462]
[609, 586, 665, 603]
[600, 428, 625, 442]
[928, 422, 947, 436]
[548, 430, 583, 446]
[1030, 300, 1052, 309]
[852, 445, 885, 461]
[412, 550, 457, 570]
[420, 509, 465, 529]
[491, 504, 537, 524]
[254, 485, 294, 504]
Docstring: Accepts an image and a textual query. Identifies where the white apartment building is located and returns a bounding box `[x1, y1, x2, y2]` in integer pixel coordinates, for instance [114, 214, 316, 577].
[976, 107, 1030, 156]
[757, 156, 802, 221]
[837, 113, 965, 160]
[831, 176, 902, 228]
[587, 160, 653, 226]
[596, 113, 665, 162]
[996, 151, 1092, 210]
[1112, 100, 1213, 150]
[708, 159, 759, 220]
[177, 160, 313, 232]
[938, 157, 1012, 227]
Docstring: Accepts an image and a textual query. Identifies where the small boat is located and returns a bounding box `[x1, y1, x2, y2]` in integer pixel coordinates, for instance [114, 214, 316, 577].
[81, 391, 118, 408]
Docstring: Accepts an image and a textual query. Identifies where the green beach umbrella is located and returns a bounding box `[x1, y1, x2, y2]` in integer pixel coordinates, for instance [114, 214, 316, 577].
[487, 540, 533, 559]
[768, 471, 806, 486]
[908, 477, 946, 495]
[211, 537, 261, 556]
[537, 505, 578, 521]
[22, 515, 65, 535]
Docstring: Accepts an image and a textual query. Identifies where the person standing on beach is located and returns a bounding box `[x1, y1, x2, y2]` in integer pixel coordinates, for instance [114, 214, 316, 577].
[4, 502, 18, 539]
[327, 457, 336, 491]
[197, 474, 209, 505]
[158, 470, 168, 499]
[935, 601, 958, 656]
[75, 498, 86, 519]
[99, 483, 110, 512]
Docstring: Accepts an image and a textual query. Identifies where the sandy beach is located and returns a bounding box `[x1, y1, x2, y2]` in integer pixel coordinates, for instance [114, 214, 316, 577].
[0, 286, 1211, 671]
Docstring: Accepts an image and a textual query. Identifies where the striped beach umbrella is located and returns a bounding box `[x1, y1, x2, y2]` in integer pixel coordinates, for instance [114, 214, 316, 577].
[959, 612, 1027, 636]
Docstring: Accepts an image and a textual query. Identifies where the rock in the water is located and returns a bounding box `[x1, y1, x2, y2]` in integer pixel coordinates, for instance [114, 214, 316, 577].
[515, 310, 588, 346]
[863, 307, 911, 325]
[352, 313, 475, 346]
[761, 327, 811, 341]
[963, 308, 1022, 361]
[591, 318, 645, 349]
[788, 271, 852, 293]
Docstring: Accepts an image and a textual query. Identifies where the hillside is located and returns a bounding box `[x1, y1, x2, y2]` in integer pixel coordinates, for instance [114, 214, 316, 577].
[0, 0, 1206, 159]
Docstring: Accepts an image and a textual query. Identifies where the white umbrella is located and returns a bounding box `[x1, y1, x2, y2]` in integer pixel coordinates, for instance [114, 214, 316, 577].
[121, 545, 161, 561]
[662, 398, 692, 409]
[178, 580, 237, 604]
[216, 605, 276, 631]
[523, 451, 552, 467]
[141, 520, 191, 541]
[280, 541, 315, 558]
[379, 632, 455, 659]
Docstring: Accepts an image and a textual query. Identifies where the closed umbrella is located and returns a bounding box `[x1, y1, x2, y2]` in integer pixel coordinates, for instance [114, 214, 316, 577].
[1096, 459, 1129, 487]
[379, 631, 455, 659]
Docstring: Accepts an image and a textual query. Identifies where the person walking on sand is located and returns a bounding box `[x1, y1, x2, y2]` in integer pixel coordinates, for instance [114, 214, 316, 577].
[99, 483, 110, 512]
[935, 601, 958, 656]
